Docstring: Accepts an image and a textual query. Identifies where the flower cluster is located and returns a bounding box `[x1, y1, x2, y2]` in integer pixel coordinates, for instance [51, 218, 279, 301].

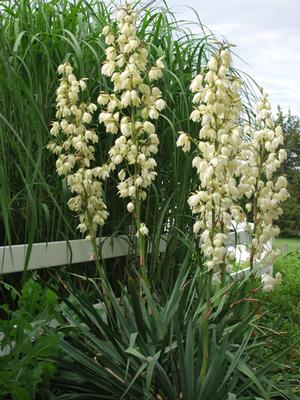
[261, 272, 282, 292]
[179, 45, 289, 276]
[238, 91, 289, 266]
[48, 63, 109, 238]
[98, 2, 166, 238]
[177, 47, 243, 272]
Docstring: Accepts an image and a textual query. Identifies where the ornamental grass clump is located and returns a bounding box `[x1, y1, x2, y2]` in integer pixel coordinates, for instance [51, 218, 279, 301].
[98, 2, 166, 281]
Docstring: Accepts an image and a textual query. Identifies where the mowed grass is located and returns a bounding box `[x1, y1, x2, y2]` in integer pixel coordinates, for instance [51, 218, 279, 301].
[274, 237, 300, 254]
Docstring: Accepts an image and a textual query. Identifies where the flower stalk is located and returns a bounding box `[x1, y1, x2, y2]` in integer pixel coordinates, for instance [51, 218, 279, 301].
[179, 45, 290, 382]
[200, 269, 213, 384]
[98, 2, 166, 284]
[178, 44, 244, 382]
[177, 45, 242, 275]
[237, 90, 289, 272]
[48, 62, 110, 304]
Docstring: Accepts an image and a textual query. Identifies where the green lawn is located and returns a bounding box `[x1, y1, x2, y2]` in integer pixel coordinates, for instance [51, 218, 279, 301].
[274, 237, 300, 254]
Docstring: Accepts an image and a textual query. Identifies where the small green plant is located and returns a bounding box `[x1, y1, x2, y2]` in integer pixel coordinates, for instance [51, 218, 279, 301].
[0, 277, 62, 400]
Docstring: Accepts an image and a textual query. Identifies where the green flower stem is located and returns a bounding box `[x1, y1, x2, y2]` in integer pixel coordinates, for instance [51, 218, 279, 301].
[131, 107, 148, 285]
[86, 211, 111, 312]
[134, 189, 148, 285]
[200, 269, 213, 385]
[220, 220, 226, 286]
[249, 151, 263, 274]
[200, 205, 216, 384]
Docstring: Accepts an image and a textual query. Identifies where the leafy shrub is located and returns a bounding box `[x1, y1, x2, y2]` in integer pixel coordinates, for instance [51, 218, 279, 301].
[262, 252, 300, 337]
[258, 252, 300, 394]
[0, 277, 62, 400]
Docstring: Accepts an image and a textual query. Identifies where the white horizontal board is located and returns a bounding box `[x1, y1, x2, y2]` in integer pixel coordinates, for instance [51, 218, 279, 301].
[0, 235, 167, 275]
[0, 228, 272, 276]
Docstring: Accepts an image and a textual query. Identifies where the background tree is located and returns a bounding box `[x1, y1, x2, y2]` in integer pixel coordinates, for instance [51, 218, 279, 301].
[276, 107, 300, 237]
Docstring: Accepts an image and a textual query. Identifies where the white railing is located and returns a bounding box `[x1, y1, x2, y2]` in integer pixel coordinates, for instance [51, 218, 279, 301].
[227, 224, 273, 278]
[0, 228, 272, 276]
[0, 235, 167, 274]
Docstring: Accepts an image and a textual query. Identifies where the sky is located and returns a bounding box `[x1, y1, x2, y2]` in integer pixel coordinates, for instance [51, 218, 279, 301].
[164, 0, 300, 116]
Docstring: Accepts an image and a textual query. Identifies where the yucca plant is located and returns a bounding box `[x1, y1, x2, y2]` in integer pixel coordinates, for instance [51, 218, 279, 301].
[47, 255, 291, 400]
[1, 1, 293, 399]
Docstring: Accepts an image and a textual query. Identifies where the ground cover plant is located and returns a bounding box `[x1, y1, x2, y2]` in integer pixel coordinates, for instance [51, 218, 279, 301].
[0, 0, 298, 399]
[0, 277, 62, 399]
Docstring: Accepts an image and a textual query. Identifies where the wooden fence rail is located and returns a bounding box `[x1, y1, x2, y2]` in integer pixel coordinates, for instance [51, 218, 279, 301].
[0, 229, 272, 276]
[0, 235, 167, 274]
